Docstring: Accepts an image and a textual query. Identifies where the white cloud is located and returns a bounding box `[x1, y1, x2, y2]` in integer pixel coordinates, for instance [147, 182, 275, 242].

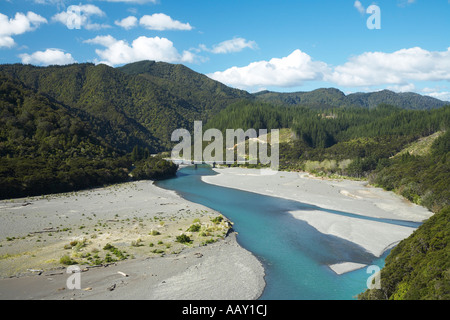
[84, 35, 196, 66]
[34, 0, 66, 8]
[354, 1, 365, 14]
[425, 91, 450, 102]
[139, 13, 192, 31]
[52, 4, 108, 30]
[421, 87, 450, 102]
[387, 83, 416, 93]
[208, 47, 450, 93]
[208, 49, 329, 90]
[115, 16, 138, 29]
[326, 47, 450, 87]
[19, 48, 76, 66]
[0, 11, 47, 48]
[201, 38, 258, 54]
[0, 37, 15, 48]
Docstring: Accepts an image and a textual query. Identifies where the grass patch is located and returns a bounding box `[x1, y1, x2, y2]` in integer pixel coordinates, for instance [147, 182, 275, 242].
[60, 255, 77, 265]
[103, 243, 127, 261]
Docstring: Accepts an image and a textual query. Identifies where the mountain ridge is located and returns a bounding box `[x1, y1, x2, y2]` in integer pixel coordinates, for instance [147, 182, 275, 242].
[253, 87, 449, 110]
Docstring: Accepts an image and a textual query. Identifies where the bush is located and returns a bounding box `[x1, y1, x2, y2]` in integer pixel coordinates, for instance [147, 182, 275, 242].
[210, 215, 223, 224]
[176, 234, 192, 244]
[186, 224, 201, 232]
[103, 243, 114, 250]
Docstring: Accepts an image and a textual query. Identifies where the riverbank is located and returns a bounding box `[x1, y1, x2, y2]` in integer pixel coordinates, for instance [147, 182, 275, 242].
[0, 180, 265, 300]
[201, 167, 433, 274]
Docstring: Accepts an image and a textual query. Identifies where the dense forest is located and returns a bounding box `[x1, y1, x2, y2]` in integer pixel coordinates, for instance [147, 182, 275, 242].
[0, 69, 179, 199]
[0, 60, 448, 299]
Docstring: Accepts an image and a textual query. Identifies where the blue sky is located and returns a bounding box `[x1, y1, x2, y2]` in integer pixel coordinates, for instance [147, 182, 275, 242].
[1, 0, 450, 100]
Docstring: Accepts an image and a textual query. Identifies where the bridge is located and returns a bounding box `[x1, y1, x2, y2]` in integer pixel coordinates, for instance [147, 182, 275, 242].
[169, 159, 234, 168]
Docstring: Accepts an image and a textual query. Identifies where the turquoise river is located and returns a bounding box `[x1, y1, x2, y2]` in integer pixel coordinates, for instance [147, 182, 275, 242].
[156, 165, 420, 300]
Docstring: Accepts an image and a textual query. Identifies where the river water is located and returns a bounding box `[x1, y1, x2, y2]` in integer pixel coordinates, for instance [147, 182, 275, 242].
[156, 165, 410, 300]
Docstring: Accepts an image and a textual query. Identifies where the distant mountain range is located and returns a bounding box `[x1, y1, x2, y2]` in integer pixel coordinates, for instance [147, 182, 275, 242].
[254, 88, 449, 110]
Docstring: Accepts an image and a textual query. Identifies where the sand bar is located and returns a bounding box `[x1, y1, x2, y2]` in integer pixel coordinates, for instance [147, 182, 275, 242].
[202, 167, 433, 273]
[0, 180, 265, 300]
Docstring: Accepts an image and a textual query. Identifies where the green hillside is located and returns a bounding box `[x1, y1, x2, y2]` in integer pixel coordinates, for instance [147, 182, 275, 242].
[118, 60, 252, 121]
[0, 60, 254, 199]
[0, 61, 251, 151]
[358, 206, 449, 300]
[0, 63, 160, 152]
[0, 71, 134, 198]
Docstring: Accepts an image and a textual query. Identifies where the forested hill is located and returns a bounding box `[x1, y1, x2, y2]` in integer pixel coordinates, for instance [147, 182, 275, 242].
[0, 60, 253, 199]
[254, 88, 449, 110]
[118, 60, 253, 120]
[0, 61, 250, 151]
[0, 71, 133, 198]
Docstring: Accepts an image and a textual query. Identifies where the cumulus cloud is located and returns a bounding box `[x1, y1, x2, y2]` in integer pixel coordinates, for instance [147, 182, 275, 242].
[426, 91, 450, 101]
[52, 4, 108, 30]
[201, 38, 258, 54]
[208, 47, 450, 93]
[0, 11, 47, 48]
[19, 48, 76, 66]
[422, 87, 450, 102]
[208, 49, 329, 90]
[326, 47, 450, 87]
[115, 16, 138, 29]
[139, 13, 192, 31]
[387, 83, 416, 93]
[84, 35, 196, 66]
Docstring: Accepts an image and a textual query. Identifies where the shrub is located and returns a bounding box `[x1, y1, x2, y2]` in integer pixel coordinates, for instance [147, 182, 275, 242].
[187, 224, 201, 232]
[176, 234, 191, 244]
[103, 243, 114, 250]
[210, 215, 223, 224]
